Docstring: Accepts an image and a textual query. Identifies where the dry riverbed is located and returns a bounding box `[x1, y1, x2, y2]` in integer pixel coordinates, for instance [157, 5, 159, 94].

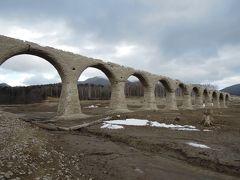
[0, 100, 240, 180]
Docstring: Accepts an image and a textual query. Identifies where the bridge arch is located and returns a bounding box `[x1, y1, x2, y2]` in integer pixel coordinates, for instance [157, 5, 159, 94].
[225, 93, 230, 106]
[78, 63, 116, 82]
[202, 89, 209, 106]
[175, 83, 188, 108]
[191, 86, 202, 108]
[0, 47, 68, 116]
[125, 72, 149, 87]
[76, 63, 117, 113]
[154, 78, 178, 110]
[124, 72, 149, 109]
[211, 91, 219, 108]
[219, 92, 224, 108]
[0, 46, 65, 81]
[158, 78, 174, 93]
[192, 86, 200, 96]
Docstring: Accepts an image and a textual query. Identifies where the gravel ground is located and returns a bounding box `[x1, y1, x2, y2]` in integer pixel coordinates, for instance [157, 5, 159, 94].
[0, 100, 240, 180]
[0, 111, 91, 180]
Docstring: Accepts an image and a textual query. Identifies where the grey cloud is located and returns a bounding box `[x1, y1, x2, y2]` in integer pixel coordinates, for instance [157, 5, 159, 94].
[1, 55, 60, 75]
[0, 0, 240, 88]
[23, 74, 61, 86]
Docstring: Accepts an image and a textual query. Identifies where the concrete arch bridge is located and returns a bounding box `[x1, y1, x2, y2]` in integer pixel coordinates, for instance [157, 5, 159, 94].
[0, 35, 230, 120]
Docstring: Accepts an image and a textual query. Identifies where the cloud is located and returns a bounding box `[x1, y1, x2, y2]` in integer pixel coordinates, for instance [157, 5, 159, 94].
[79, 67, 108, 81]
[23, 74, 61, 86]
[0, 55, 61, 86]
[0, 0, 240, 89]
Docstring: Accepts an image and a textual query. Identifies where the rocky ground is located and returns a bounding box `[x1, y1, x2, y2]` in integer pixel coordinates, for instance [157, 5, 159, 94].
[0, 99, 240, 180]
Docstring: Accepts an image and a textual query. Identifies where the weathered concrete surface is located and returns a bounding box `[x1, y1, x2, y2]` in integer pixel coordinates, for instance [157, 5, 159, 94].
[0, 35, 231, 120]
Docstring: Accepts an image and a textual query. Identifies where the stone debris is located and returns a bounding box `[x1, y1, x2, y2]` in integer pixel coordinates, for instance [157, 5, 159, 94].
[0, 111, 91, 179]
[201, 109, 214, 127]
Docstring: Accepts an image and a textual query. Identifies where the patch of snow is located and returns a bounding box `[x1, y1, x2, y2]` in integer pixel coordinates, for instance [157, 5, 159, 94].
[173, 127, 200, 131]
[84, 105, 98, 109]
[203, 103, 206, 108]
[116, 115, 121, 118]
[101, 123, 124, 129]
[186, 142, 210, 149]
[105, 119, 149, 126]
[203, 129, 212, 132]
[103, 119, 200, 131]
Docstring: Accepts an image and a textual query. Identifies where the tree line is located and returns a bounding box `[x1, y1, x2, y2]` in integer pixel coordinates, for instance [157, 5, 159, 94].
[0, 82, 215, 104]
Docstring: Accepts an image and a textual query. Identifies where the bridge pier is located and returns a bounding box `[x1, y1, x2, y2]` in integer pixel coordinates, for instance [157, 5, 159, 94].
[213, 100, 220, 108]
[142, 85, 158, 111]
[57, 76, 83, 118]
[165, 92, 178, 110]
[182, 94, 193, 109]
[220, 99, 226, 108]
[205, 96, 213, 108]
[212, 92, 220, 108]
[110, 80, 129, 113]
[195, 95, 204, 109]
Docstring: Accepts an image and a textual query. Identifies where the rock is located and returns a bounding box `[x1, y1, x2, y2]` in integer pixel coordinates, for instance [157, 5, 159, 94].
[4, 171, 13, 178]
[201, 109, 213, 127]
[11, 177, 21, 180]
[175, 116, 181, 121]
[134, 168, 144, 174]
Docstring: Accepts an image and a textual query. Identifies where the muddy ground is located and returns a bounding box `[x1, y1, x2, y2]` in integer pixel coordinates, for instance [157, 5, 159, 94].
[0, 98, 240, 180]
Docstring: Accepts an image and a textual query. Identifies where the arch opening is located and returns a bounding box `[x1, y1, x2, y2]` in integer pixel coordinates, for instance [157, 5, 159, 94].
[203, 89, 209, 106]
[219, 93, 224, 101]
[225, 94, 230, 106]
[78, 66, 111, 114]
[212, 91, 218, 102]
[0, 54, 62, 117]
[219, 93, 224, 107]
[191, 87, 200, 107]
[1, 49, 64, 80]
[125, 74, 145, 110]
[175, 84, 185, 108]
[211, 91, 221, 108]
[155, 79, 172, 109]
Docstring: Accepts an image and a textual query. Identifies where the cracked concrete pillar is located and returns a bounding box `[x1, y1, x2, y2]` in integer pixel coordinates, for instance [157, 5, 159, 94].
[142, 85, 158, 111]
[212, 92, 220, 108]
[195, 95, 204, 109]
[205, 95, 213, 108]
[213, 98, 220, 108]
[110, 80, 128, 113]
[165, 91, 178, 110]
[182, 94, 193, 110]
[220, 99, 226, 108]
[57, 76, 81, 117]
[225, 95, 230, 107]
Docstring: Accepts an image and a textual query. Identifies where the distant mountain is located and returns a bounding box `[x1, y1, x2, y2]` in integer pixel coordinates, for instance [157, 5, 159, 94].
[221, 84, 240, 96]
[79, 76, 110, 86]
[0, 83, 11, 87]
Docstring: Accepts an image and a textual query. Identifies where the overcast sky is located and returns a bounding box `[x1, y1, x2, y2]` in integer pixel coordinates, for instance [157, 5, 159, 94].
[0, 0, 240, 89]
